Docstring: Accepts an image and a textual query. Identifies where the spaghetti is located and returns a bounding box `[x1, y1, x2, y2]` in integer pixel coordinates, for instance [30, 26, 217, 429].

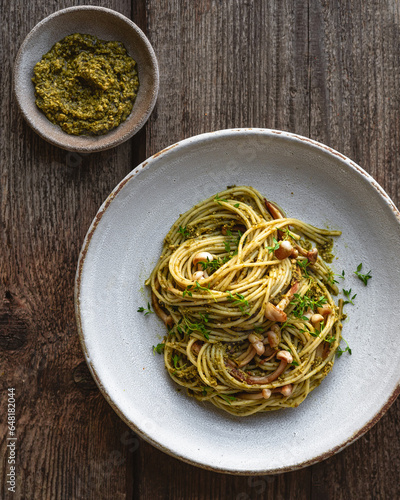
[146, 186, 344, 416]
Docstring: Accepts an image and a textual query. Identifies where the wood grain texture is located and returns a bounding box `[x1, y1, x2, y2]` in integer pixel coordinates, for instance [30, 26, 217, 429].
[1, 1, 144, 499]
[138, 0, 400, 499]
[145, 0, 311, 155]
[1, 0, 400, 499]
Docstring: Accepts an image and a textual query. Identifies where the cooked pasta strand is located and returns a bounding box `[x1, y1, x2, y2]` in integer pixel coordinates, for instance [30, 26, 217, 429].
[146, 186, 344, 416]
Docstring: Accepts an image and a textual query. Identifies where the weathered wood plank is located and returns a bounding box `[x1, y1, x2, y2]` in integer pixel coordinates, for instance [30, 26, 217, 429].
[144, 0, 310, 155]
[309, 0, 400, 206]
[0, 1, 145, 498]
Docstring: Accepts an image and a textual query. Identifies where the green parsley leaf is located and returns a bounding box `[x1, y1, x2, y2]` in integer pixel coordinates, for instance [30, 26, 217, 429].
[343, 288, 357, 305]
[290, 293, 327, 320]
[137, 302, 154, 315]
[201, 256, 230, 273]
[152, 343, 165, 354]
[297, 258, 311, 277]
[336, 337, 352, 357]
[283, 227, 296, 239]
[214, 193, 228, 205]
[181, 314, 211, 340]
[227, 291, 250, 314]
[327, 269, 345, 286]
[224, 240, 232, 253]
[178, 225, 190, 239]
[199, 312, 209, 323]
[220, 394, 237, 405]
[266, 237, 280, 252]
[354, 263, 372, 285]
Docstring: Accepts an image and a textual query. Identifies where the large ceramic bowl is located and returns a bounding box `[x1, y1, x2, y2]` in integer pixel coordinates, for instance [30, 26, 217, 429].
[75, 129, 400, 474]
[13, 6, 159, 152]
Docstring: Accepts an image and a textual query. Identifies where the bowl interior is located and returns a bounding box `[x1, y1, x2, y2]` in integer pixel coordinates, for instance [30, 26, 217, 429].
[76, 129, 400, 473]
[14, 7, 158, 152]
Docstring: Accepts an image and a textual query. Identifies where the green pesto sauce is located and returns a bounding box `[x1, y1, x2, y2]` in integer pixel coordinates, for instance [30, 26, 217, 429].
[316, 237, 334, 263]
[32, 33, 139, 135]
[301, 237, 335, 263]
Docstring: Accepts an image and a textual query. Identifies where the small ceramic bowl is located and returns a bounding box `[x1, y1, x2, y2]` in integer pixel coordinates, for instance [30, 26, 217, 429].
[13, 6, 159, 153]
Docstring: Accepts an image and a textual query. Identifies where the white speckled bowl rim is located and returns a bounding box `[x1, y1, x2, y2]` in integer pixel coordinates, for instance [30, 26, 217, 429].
[13, 6, 159, 152]
[75, 129, 400, 474]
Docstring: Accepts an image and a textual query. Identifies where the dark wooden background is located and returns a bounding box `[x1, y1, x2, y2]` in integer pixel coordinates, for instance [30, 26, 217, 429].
[1, 1, 400, 498]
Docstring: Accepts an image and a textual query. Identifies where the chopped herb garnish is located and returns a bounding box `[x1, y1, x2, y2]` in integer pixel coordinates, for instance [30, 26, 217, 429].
[234, 203, 240, 208]
[179, 314, 211, 340]
[324, 335, 336, 344]
[137, 302, 154, 315]
[199, 312, 209, 323]
[224, 240, 232, 253]
[280, 320, 290, 330]
[312, 321, 325, 337]
[291, 360, 299, 366]
[354, 263, 372, 285]
[236, 230, 243, 244]
[336, 337, 352, 357]
[343, 288, 357, 305]
[153, 343, 165, 354]
[266, 237, 280, 253]
[185, 281, 216, 301]
[290, 293, 327, 320]
[327, 269, 345, 285]
[178, 225, 190, 238]
[195, 281, 211, 292]
[220, 394, 237, 404]
[183, 281, 212, 298]
[283, 227, 296, 239]
[175, 317, 185, 336]
[201, 256, 230, 273]
[172, 354, 180, 368]
[214, 193, 228, 205]
[227, 291, 250, 314]
[297, 259, 311, 277]
[171, 354, 187, 372]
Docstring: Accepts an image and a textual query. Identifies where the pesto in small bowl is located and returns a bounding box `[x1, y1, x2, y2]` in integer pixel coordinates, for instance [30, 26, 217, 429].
[32, 33, 139, 136]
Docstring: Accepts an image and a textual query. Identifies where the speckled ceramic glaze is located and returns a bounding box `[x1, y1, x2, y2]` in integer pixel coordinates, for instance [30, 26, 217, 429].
[13, 6, 159, 152]
[75, 129, 400, 474]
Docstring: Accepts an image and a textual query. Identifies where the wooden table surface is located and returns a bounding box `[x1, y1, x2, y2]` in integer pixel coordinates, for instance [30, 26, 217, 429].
[2, 1, 400, 499]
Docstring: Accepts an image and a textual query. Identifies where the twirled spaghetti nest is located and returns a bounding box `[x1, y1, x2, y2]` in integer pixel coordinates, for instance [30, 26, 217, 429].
[146, 186, 344, 416]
